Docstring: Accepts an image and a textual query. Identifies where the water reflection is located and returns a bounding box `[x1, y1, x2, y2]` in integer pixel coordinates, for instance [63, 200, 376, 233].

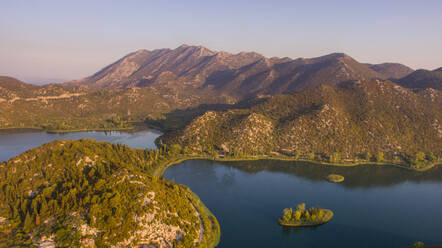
[221, 160, 442, 188]
[164, 159, 442, 247]
[0, 129, 161, 162]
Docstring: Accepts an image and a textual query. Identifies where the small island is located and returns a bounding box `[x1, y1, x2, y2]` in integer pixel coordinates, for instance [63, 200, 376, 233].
[327, 174, 345, 183]
[278, 203, 333, 227]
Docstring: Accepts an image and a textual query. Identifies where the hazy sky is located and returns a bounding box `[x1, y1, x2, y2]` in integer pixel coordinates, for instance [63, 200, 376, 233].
[1, 0, 441, 83]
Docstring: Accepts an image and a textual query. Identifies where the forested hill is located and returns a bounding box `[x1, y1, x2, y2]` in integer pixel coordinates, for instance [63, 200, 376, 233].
[0, 139, 219, 247]
[161, 80, 441, 162]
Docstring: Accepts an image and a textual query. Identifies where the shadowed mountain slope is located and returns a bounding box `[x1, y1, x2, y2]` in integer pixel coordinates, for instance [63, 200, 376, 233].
[65, 45, 399, 99]
[161, 80, 441, 158]
[396, 68, 442, 90]
[365, 63, 414, 79]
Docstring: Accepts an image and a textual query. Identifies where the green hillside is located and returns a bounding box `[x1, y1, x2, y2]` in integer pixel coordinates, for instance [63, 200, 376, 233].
[0, 139, 219, 247]
[161, 80, 441, 168]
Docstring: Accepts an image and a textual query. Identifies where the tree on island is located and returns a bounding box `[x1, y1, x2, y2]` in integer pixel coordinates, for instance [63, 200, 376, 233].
[411, 241, 424, 248]
[279, 202, 332, 226]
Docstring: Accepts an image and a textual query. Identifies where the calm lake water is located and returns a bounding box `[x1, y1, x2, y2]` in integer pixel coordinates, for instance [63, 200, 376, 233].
[165, 160, 442, 248]
[1, 131, 441, 247]
[0, 129, 161, 162]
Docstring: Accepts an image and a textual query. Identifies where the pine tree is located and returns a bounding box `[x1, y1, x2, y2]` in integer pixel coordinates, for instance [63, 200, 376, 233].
[23, 211, 33, 232]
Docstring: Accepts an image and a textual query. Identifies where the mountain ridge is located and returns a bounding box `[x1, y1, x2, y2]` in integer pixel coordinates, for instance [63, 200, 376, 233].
[364, 63, 414, 79]
[1, 45, 439, 132]
[64, 45, 415, 99]
[396, 68, 442, 90]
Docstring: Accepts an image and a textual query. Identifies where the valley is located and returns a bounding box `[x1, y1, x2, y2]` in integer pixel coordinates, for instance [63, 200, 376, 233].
[0, 45, 441, 248]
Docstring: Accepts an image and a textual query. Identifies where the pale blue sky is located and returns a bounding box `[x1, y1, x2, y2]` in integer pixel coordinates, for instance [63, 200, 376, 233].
[1, 0, 441, 83]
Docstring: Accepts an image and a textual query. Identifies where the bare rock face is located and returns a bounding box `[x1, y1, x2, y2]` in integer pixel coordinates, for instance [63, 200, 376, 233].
[63, 45, 403, 99]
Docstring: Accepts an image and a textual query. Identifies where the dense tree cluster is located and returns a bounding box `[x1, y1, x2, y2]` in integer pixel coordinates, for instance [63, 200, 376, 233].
[42, 116, 131, 132]
[280, 203, 329, 224]
[0, 139, 219, 247]
[282, 203, 324, 223]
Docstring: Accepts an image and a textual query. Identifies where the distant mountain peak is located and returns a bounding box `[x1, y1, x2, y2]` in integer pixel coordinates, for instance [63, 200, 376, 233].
[366, 62, 414, 79]
[63, 45, 426, 96]
[396, 67, 442, 90]
[329, 52, 349, 58]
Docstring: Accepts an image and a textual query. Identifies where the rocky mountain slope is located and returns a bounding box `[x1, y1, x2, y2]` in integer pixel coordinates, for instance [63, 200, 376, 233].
[365, 63, 414, 79]
[65, 45, 410, 99]
[396, 68, 442, 90]
[0, 139, 219, 247]
[65, 45, 265, 90]
[161, 80, 441, 159]
[1, 46, 438, 132]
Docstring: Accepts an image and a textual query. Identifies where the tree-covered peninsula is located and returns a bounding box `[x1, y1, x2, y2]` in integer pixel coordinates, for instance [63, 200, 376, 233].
[0, 139, 220, 248]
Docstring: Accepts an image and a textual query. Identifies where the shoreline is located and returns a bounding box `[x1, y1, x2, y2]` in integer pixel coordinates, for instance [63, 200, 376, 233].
[0, 126, 135, 133]
[1, 126, 438, 173]
[154, 154, 442, 177]
[45, 127, 134, 133]
[184, 189, 221, 247]
[152, 152, 440, 248]
[0, 123, 159, 134]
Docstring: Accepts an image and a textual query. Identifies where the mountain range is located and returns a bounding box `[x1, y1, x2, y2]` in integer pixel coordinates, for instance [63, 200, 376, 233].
[1, 45, 441, 132]
[64, 45, 421, 98]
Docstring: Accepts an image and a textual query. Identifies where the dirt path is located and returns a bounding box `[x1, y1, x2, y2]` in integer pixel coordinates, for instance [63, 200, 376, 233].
[187, 196, 204, 243]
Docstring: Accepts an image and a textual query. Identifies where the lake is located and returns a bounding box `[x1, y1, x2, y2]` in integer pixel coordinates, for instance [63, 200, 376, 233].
[0, 129, 161, 162]
[165, 160, 442, 248]
[1, 130, 441, 247]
